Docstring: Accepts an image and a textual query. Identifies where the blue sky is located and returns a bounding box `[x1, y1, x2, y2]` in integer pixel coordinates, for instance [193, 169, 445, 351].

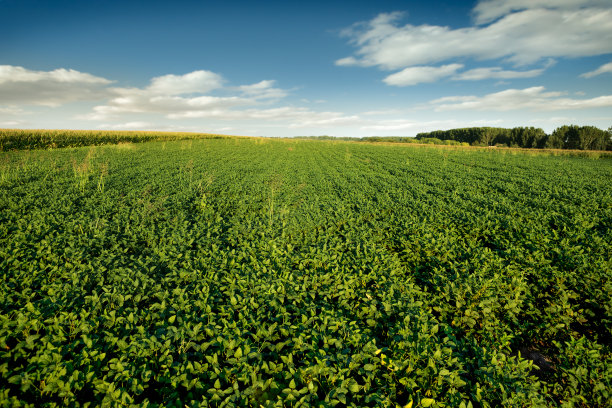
[1, 0, 611, 136]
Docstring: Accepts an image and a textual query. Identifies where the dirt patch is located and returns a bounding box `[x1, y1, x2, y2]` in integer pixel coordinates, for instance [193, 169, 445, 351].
[518, 346, 556, 379]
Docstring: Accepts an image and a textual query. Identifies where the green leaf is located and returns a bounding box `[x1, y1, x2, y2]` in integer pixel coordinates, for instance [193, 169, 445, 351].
[8, 375, 21, 385]
[364, 364, 376, 371]
[421, 398, 435, 407]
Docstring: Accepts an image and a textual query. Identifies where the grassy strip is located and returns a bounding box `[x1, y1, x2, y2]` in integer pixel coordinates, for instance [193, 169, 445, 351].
[0, 129, 235, 151]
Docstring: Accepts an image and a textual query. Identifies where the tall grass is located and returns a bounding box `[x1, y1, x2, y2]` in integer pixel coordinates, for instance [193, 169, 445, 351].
[0, 129, 235, 151]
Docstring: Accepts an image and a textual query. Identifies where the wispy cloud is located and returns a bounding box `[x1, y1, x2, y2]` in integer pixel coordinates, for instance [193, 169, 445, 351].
[166, 106, 360, 128]
[430, 86, 612, 111]
[71, 69, 359, 129]
[580, 61, 612, 78]
[0, 106, 26, 115]
[381, 64, 547, 87]
[361, 109, 404, 116]
[337, 1, 612, 84]
[361, 118, 504, 132]
[237, 80, 288, 99]
[454, 66, 545, 81]
[76, 71, 299, 121]
[472, 0, 611, 24]
[0, 120, 24, 127]
[383, 64, 463, 86]
[0, 65, 113, 106]
[97, 121, 154, 130]
[144, 71, 223, 95]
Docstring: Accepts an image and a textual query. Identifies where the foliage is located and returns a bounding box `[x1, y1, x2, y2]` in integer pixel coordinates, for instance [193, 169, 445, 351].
[1, 138, 611, 407]
[550, 125, 610, 151]
[416, 127, 548, 148]
[416, 126, 611, 151]
[0, 129, 233, 151]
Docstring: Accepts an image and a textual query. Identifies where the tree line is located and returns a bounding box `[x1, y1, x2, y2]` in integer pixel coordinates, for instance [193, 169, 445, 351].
[415, 125, 612, 150]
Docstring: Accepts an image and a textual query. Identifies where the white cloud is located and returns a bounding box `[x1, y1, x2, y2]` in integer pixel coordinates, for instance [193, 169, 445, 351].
[454, 66, 544, 80]
[0, 106, 25, 115]
[335, 57, 360, 67]
[361, 119, 419, 131]
[68, 69, 360, 130]
[383, 64, 463, 86]
[362, 109, 404, 116]
[210, 126, 235, 132]
[166, 105, 360, 128]
[528, 116, 576, 124]
[473, 0, 610, 24]
[301, 99, 327, 104]
[361, 118, 505, 132]
[288, 114, 361, 128]
[85, 92, 250, 121]
[0, 65, 111, 85]
[580, 61, 612, 78]
[430, 86, 612, 111]
[0, 65, 113, 106]
[379, 64, 544, 87]
[81, 72, 294, 121]
[337, 2, 612, 78]
[146, 71, 223, 95]
[0, 120, 24, 127]
[97, 121, 154, 130]
[237, 80, 288, 99]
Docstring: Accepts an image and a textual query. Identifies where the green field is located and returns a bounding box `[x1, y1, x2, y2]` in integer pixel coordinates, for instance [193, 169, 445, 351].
[1, 137, 611, 407]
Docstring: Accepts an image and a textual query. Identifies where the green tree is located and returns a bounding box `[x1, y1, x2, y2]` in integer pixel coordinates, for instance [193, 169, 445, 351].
[546, 126, 569, 149]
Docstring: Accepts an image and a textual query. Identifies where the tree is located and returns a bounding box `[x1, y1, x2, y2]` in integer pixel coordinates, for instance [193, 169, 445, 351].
[549, 125, 608, 150]
[545, 127, 566, 149]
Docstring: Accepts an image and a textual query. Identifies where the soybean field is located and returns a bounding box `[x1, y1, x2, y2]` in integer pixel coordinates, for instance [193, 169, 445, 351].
[1, 137, 611, 407]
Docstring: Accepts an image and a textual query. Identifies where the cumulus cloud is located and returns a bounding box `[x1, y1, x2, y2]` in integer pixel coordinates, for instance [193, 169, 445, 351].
[72, 70, 358, 129]
[0, 65, 113, 106]
[0, 65, 358, 132]
[83, 94, 251, 120]
[337, 1, 612, 82]
[580, 61, 612, 78]
[383, 64, 463, 86]
[145, 71, 223, 95]
[81, 72, 295, 121]
[430, 86, 612, 111]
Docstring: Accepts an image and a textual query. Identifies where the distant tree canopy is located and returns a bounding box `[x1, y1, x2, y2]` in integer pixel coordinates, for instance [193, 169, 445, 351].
[295, 125, 611, 151]
[416, 125, 611, 150]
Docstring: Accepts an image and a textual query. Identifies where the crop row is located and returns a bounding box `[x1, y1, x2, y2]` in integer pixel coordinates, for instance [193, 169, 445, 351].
[0, 129, 234, 151]
[1, 139, 610, 407]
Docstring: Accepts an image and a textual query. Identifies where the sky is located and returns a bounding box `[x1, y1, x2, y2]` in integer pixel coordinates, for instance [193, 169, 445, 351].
[1, 0, 612, 137]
